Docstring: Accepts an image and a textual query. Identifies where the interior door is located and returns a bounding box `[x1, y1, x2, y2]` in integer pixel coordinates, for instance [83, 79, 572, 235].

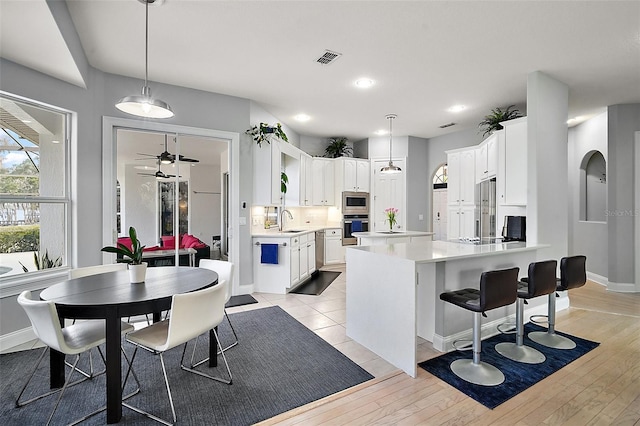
[372, 159, 405, 231]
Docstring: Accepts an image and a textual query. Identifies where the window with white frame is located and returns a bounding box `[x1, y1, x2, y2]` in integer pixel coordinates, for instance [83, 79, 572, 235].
[0, 92, 70, 279]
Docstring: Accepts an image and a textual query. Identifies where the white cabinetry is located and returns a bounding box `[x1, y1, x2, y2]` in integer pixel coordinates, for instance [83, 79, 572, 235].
[324, 228, 343, 265]
[500, 117, 527, 206]
[254, 140, 282, 205]
[298, 154, 313, 206]
[254, 231, 316, 294]
[447, 148, 475, 206]
[447, 205, 476, 239]
[475, 133, 498, 183]
[311, 158, 335, 206]
[336, 158, 370, 193]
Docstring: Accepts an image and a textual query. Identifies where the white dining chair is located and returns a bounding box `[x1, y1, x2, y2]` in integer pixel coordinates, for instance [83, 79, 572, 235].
[16, 291, 139, 426]
[123, 282, 232, 426]
[195, 260, 237, 359]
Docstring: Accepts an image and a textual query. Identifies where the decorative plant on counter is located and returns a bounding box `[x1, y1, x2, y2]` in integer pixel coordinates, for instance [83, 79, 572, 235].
[281, 172, 288, 194]
[101, 226, 146, 265]
[246, 122, 289, 147]
[385, 207, 399, 232]
[478, 105, 523, 137]
[324, 137, 353, 158]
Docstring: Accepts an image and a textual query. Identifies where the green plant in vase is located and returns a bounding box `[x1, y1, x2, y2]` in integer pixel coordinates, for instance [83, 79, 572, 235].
[324, 137, 352, 158]
[101, 226, 145, 264]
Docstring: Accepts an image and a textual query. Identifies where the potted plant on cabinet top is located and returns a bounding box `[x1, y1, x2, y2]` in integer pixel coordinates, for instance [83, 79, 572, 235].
[246, 122, 289, 147]
[324, 137, 352, 158]
[101, 226, 147, 283]
[478, 105, 523, 137]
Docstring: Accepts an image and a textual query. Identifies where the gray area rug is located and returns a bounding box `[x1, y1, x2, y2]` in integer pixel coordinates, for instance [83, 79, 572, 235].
[0, 306, 373, 425]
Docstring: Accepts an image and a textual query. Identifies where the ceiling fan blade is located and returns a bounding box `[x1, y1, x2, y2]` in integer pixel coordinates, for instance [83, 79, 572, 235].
[176, 155, 199, 163]
[136, 152, 158, 157]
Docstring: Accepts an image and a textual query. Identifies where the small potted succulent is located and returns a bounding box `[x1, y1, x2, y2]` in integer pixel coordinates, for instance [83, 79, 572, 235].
[101, 226, 147, 283]
[246, 122, 289, 147]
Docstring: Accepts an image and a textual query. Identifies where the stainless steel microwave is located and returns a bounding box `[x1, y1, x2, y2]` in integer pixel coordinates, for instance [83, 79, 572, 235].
[342, 191, 369, 214]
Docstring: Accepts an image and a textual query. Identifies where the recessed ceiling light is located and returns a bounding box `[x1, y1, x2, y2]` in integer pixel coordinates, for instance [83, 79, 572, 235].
[567, 116, 585, 125]
[294, 114, 310, 122]
[21, 119, 32, 123]
[51, 140, 60, 144]
[355, 78, 374, 89]
[447, 105, 467, 113]
[374, 129, 387, 136]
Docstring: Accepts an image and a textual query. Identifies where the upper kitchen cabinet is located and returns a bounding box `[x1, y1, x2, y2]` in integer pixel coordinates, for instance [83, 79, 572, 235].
[447, 147, 475, 206]
[475, 132, 499, 183]
[254, 139, 283, 205]
[298, 153, 313, 206]
[311, 158, 335, 206]
[335, 158, 370, 193]
[498, 117, 527, 206]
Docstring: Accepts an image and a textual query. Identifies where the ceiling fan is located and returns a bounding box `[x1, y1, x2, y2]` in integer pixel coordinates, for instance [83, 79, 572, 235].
[137, 134, 199, 164]
[138, 159, 181, 179]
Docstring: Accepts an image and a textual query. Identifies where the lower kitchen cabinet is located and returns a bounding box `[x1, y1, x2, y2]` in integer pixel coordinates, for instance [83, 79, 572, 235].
[324, 228, 343, 265]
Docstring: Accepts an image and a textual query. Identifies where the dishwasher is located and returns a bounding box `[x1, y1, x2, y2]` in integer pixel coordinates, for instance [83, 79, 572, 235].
[315, 230, 325, 270]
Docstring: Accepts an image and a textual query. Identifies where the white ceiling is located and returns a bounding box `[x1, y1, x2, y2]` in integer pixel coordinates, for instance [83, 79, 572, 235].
[2, 0, 639, 141]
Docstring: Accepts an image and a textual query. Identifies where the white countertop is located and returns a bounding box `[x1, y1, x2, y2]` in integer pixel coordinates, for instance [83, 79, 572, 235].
[352, 230, 434, 238]
[347, 240, 547, 263]
[252, 225, 341, 238]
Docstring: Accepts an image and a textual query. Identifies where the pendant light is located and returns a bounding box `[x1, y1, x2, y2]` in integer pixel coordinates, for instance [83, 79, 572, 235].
[115, 0, 174, 119]
[380, 114, 401, 174]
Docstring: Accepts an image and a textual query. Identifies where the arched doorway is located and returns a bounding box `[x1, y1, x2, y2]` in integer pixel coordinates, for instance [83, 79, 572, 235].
[431, 163, 448, 240]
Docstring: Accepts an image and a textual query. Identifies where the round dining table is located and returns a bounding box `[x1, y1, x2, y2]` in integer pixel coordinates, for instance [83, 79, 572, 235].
[40, 266, 218, 424]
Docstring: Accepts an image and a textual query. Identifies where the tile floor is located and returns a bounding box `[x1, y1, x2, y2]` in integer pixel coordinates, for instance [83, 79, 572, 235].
[2, 263, 441, 378]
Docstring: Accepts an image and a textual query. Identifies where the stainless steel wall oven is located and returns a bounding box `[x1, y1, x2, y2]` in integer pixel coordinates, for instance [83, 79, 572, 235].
[343, 214, 369, 245]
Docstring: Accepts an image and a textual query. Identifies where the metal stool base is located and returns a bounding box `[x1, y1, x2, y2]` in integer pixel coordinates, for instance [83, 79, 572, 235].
[450, 359, 505, 386]
[494, 342, 546, 364]
[528, 331, 576, 350]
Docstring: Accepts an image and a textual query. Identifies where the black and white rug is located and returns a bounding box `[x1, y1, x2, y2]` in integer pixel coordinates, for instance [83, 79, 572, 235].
[1, 306, 373, 425]
[289, 271, 342, 295]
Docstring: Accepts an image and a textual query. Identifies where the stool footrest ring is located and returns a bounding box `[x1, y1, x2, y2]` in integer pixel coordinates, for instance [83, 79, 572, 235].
[452, 339, 472, 352]
[530, 314, 548, 326]
[497, 322, 516, 334]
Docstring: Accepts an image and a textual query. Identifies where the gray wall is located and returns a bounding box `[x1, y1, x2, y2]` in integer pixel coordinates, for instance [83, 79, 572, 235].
[406, 136, 430, 231]
[607, 104, 640, 287]
[568, 112, 608, 278]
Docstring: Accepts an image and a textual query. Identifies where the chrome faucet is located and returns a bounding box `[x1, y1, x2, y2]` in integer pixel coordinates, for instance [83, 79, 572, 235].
[279, 209, 293, 231]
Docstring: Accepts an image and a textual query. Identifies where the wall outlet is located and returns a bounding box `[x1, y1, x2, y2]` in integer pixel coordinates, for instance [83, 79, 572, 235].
[419, 214, 424, 221]
[239, 216, 247, 225]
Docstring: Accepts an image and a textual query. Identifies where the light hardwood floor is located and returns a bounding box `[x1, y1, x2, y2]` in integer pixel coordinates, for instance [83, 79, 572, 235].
[260, 279, 640, 426]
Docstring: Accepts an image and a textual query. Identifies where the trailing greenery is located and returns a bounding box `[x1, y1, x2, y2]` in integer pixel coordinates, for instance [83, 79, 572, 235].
[281, 172, 288, 194]
[0, 225, 39, 253]
[20, 249, 62, 272]
[478, 105, 523, 137]
[101, 226, 146, 265]
[324, 137, 352, 158]
[246, 122, 289, 146]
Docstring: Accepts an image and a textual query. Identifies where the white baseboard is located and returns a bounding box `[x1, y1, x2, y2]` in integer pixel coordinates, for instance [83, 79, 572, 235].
[0, 326, 36, 353]
[587, 272, 608, 286]
[606, 281, 639, 293]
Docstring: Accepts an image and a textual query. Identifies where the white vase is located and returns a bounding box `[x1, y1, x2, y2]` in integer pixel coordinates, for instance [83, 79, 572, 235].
[128, 262, 147, 284]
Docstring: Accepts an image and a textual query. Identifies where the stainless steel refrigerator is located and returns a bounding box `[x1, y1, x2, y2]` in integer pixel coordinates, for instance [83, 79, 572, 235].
[475, 178, 497, 242]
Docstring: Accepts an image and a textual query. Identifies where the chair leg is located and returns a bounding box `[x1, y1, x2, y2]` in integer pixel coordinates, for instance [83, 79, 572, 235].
[189, 309, 238, 369]
[181, 329, 233, 385]
[528, 293, 577, 349]
[449, 312, 505, 386]
[495, 298, 546, 364]
[46, 354, 81, 425]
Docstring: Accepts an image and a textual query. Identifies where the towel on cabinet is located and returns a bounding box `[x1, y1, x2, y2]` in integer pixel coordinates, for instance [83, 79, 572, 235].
[260, 244, 279, 264]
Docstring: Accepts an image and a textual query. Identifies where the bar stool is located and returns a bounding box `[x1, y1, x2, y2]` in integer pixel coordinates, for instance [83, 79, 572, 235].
[529, 255, 587, 349]
[495, 260, 557, 364]
[439, 267, 519, 386]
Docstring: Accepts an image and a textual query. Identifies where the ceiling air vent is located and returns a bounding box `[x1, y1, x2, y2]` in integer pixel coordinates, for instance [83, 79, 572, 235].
[439, 122, 456, 129]
[316, 50, 342, 65]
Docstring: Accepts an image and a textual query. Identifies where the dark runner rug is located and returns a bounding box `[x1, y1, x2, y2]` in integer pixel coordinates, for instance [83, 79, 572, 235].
[419, 323, 599, 409]
[289, 271, 341, 295]
[0, 306, 373, 425]
[225, 294, 258, 308]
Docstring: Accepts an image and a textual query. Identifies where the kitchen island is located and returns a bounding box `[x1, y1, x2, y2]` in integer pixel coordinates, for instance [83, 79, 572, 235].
[346, 240, 550, 377]
[352, 230, 434, 246]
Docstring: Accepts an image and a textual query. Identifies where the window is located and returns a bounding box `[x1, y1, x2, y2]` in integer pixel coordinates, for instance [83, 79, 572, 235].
[0, 92, 70, 279]
[580, 150, 606, 222]
[433, 163, 448, 189]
